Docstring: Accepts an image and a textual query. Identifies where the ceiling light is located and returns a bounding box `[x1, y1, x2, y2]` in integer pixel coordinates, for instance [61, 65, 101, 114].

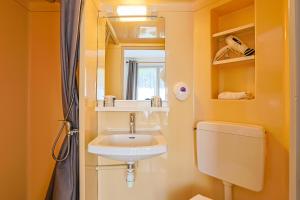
[117, 5, 147, 16]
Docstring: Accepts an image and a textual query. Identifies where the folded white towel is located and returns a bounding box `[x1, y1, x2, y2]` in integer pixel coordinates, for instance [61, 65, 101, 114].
[218, 91, 252, 100]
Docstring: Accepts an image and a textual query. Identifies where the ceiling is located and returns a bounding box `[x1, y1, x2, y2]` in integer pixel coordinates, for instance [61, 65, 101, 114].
[17, 0, 51, 4]
[25, 0, 196, 2]
[101, 0, 196, 4]
[108, 17, 165, 44]
[19, 0, 215, 12]
[98, 0, 199, 8]
[16, 0, 60, 11]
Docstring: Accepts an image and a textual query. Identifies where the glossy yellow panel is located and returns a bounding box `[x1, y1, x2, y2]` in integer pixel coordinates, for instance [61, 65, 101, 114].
[0, 1, 28, 200]
[97, 12, 197, 200]
[27, 8, 62, 200]
[194, 0, 289, 199]
[80, 0, 290, 199]
[79, 0, 99, 199]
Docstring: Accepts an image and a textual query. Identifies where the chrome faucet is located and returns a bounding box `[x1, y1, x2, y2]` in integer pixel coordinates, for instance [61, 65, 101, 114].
[129, 113, 136, 134]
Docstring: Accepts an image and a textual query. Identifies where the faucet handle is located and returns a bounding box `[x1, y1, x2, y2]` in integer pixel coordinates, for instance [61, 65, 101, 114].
[129, 113, 136, 134]
[129, 113, 135, 120]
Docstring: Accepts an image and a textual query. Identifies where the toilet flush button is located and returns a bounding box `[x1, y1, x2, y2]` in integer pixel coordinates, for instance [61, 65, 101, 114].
[173, 82, 190, 101]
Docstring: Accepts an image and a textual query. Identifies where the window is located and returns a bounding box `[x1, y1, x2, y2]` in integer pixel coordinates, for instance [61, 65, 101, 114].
[136, 65, 165, 100]
[123, 49, 166, 100]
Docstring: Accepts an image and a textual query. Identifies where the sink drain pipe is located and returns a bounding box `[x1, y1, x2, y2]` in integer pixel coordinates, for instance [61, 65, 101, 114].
[91, 162, 137, 188]
[126, 162, 136, 188]
[223, 181, 233, 200]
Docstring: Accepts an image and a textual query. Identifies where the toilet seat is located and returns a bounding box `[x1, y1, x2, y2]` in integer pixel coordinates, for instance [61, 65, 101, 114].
[190, 194, 213, 200]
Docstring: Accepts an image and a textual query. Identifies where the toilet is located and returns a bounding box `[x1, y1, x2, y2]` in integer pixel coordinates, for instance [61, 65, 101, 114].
[190, 121, 266, 200]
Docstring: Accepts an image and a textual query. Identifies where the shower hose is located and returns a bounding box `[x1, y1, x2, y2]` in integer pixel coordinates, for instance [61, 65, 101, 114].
[51, 94, 77, 162]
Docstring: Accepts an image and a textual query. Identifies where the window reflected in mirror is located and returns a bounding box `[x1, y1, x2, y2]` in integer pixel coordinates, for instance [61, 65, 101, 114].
[124, 49, 165, 100]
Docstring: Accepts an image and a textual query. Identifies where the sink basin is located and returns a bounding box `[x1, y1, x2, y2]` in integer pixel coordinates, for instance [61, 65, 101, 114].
[88, 131, 167, 162]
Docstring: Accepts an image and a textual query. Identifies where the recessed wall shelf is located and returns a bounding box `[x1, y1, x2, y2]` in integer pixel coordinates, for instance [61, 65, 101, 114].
[210, 0, 256, 100]
[212, 23, 255, 38]
[213, 55, 255, 65]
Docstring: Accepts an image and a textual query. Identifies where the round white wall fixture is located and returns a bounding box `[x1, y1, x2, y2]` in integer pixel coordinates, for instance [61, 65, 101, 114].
[173, 82, 190, 101]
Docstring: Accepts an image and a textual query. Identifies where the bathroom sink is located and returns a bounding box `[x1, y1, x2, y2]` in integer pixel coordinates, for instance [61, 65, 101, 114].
[88, 131, 167, 162]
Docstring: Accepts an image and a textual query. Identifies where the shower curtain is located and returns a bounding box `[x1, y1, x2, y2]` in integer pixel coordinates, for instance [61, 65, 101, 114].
[126, 60, 138, 100]
[45, 0, 83, 199]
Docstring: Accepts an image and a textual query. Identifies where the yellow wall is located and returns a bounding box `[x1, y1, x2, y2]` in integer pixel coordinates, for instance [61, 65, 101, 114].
[0, 1, 61, 199]
[0, 1, 28, 199]
[1, 0, 289, 200]
[79, 0, 99, 199]
[97, 11, 197, 200]
[194, 0, 289, 199]
[27, 10, 61, 200]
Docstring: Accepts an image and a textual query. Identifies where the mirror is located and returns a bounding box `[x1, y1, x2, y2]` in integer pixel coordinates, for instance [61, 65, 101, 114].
[97, 16, 166, 101]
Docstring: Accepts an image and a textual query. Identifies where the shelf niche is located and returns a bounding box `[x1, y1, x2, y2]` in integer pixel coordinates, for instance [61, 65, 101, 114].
[210, 0, 255, 100]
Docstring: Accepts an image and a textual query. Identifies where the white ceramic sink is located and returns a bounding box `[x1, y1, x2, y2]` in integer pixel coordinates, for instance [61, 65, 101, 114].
[88, 131, 167, 162]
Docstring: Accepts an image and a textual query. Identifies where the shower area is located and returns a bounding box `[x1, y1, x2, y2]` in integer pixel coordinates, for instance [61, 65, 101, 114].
[0, 0, 62, 200]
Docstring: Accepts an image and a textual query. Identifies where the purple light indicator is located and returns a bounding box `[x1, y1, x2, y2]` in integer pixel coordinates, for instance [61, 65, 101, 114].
[180, 87, 186, 92]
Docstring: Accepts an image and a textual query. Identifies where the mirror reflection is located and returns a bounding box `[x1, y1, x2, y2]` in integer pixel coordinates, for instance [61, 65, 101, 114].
[98, 17, 166, 101]
[123, 49, 165, 100]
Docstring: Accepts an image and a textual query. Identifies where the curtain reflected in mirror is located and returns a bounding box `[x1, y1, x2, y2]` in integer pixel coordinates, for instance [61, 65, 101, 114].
[126, 60, 138, 100]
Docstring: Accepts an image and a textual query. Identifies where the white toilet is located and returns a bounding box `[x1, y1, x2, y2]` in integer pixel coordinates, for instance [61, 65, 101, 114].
[190, 121, 266, 200]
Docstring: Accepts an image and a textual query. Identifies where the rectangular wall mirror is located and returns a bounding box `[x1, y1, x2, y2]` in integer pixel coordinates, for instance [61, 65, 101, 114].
[97, 16, 166, 102]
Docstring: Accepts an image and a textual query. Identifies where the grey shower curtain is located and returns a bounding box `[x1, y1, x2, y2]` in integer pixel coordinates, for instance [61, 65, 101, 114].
[45, 0, 83, 199]
[126, 60, 138, 100]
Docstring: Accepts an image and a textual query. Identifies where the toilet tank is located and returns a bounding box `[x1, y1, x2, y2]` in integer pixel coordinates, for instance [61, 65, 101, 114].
[196, 121, 266, 192]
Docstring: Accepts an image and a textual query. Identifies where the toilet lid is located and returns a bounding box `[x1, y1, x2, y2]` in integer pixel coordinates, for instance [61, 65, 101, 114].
[190, 194, 213, 200]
